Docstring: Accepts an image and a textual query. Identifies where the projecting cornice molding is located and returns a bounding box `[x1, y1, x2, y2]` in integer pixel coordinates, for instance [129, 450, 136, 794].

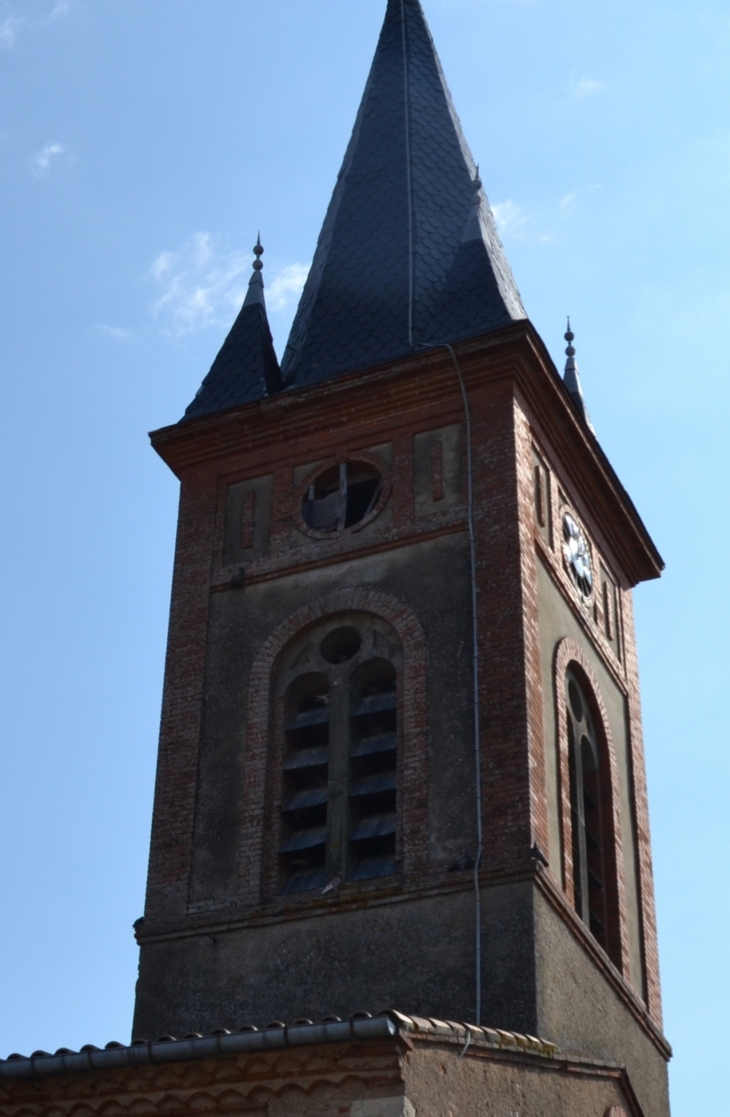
[151, 322, 662, 587]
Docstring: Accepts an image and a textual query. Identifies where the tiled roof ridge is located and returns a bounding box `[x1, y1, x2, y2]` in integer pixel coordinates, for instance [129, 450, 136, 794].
[0, 1013, 569, 1078]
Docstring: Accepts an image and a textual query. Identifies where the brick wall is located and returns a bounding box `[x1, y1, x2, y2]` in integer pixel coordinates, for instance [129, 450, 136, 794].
[138, 321, 666, 1058]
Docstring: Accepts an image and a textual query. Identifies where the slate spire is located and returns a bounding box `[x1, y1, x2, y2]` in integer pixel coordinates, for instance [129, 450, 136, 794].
[563, 319, 594, 432]
[281, 0, 526, 389]
[184, 237, 281, 420]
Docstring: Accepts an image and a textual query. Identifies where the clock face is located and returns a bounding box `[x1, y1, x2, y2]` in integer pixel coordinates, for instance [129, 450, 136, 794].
[563, 513, 593, 598]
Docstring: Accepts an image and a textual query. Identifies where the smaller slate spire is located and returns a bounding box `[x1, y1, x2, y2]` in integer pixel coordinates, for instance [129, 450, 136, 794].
[183, 238, 281, 421]
[244, 234, 265, 307]
[563, 319, 594, 433]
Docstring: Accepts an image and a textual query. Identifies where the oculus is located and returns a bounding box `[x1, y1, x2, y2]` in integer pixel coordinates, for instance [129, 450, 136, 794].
[301, 460, 383, 534]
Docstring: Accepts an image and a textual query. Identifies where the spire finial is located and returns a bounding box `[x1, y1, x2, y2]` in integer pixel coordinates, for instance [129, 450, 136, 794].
[562, 317, 594, 433]
[471, 166, 483, 202]
[243, 235, 266, 308]
[253, 235, 264, 272]
[458, 168, 485, 245]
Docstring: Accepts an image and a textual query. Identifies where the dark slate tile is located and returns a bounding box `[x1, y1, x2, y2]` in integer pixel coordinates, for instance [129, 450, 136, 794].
[280, 0, 526, 392]
[182, 0, 527, 424]
[183, 300, 280, 421]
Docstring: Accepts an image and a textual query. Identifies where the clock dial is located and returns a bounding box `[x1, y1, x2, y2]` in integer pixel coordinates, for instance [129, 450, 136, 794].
[562, 513, 593, 598]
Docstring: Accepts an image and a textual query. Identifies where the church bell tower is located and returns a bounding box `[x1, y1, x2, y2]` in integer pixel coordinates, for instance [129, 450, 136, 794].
[134, 4, 670, 1115]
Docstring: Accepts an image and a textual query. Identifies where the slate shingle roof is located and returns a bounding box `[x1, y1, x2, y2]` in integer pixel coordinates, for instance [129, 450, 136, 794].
[281, 0, 526, 389]
[183, 260, 280, 421]
[183, 0, 527, 420]
[425, 183, 523, 345]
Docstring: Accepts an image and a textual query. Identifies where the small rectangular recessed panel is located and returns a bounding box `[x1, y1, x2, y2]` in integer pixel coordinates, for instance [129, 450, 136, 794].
[414, 424, 462, 516]
[532, 447, 551, 544]
[223, 474, 273, 564]
[599, 565, 621, 661]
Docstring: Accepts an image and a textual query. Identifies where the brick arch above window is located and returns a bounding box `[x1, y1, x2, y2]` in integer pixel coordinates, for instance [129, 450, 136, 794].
[238, 589, 430, 906]
[553, 637, 631, 978]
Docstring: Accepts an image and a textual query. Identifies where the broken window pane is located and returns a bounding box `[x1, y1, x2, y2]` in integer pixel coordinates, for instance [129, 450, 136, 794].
[302, 461, 382, 533]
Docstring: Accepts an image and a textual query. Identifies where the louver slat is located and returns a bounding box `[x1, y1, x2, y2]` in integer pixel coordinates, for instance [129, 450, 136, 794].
[282, 788, 328, 812]
[280, 827, 327, 853]
[286, 707, 330, 732]
[350, 733, 397, 758]
[283, 747, 330, 771]
[351, 692, 397, 717]
[350, 772, 397, 797]
[350, 814, 396, 841]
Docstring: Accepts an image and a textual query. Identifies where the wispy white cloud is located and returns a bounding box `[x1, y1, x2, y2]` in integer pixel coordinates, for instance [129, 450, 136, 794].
[149, 233, 309, 337]
[491, 199, 531, 239]
[492, 192, 586, 245]
[98, 325, 132, 340]
[0, 0, 77, 51]
[571, 76, 604, 99]
[266, 263, 310, 312]
[0, 15, 20, 49]
[149, 233, 248, 336]
[32, 141, 67, 177]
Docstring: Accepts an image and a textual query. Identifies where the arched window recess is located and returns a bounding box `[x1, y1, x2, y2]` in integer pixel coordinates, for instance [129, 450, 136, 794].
[565, 667, 622, 969]
[274, 618, 402, 896]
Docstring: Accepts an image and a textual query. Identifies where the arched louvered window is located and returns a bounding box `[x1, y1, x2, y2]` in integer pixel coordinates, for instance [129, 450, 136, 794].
[348, 659, 397, 881]
[274, 618, 402, 896]
[566, 668, 621, 968]
[280, 673, 330, 893]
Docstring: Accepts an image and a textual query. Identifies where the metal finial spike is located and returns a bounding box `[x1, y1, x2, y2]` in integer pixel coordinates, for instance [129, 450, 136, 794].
[243, 236, 266, 306]
[562, 318, 594, 432]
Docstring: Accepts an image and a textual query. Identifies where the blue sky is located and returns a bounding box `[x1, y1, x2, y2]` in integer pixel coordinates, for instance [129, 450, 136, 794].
[0, 1, 728, 1112]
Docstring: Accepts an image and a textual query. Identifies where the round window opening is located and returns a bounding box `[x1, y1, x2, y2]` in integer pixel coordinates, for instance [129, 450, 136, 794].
[302, 461, 383, 533]
[320, 626, 362, 665]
